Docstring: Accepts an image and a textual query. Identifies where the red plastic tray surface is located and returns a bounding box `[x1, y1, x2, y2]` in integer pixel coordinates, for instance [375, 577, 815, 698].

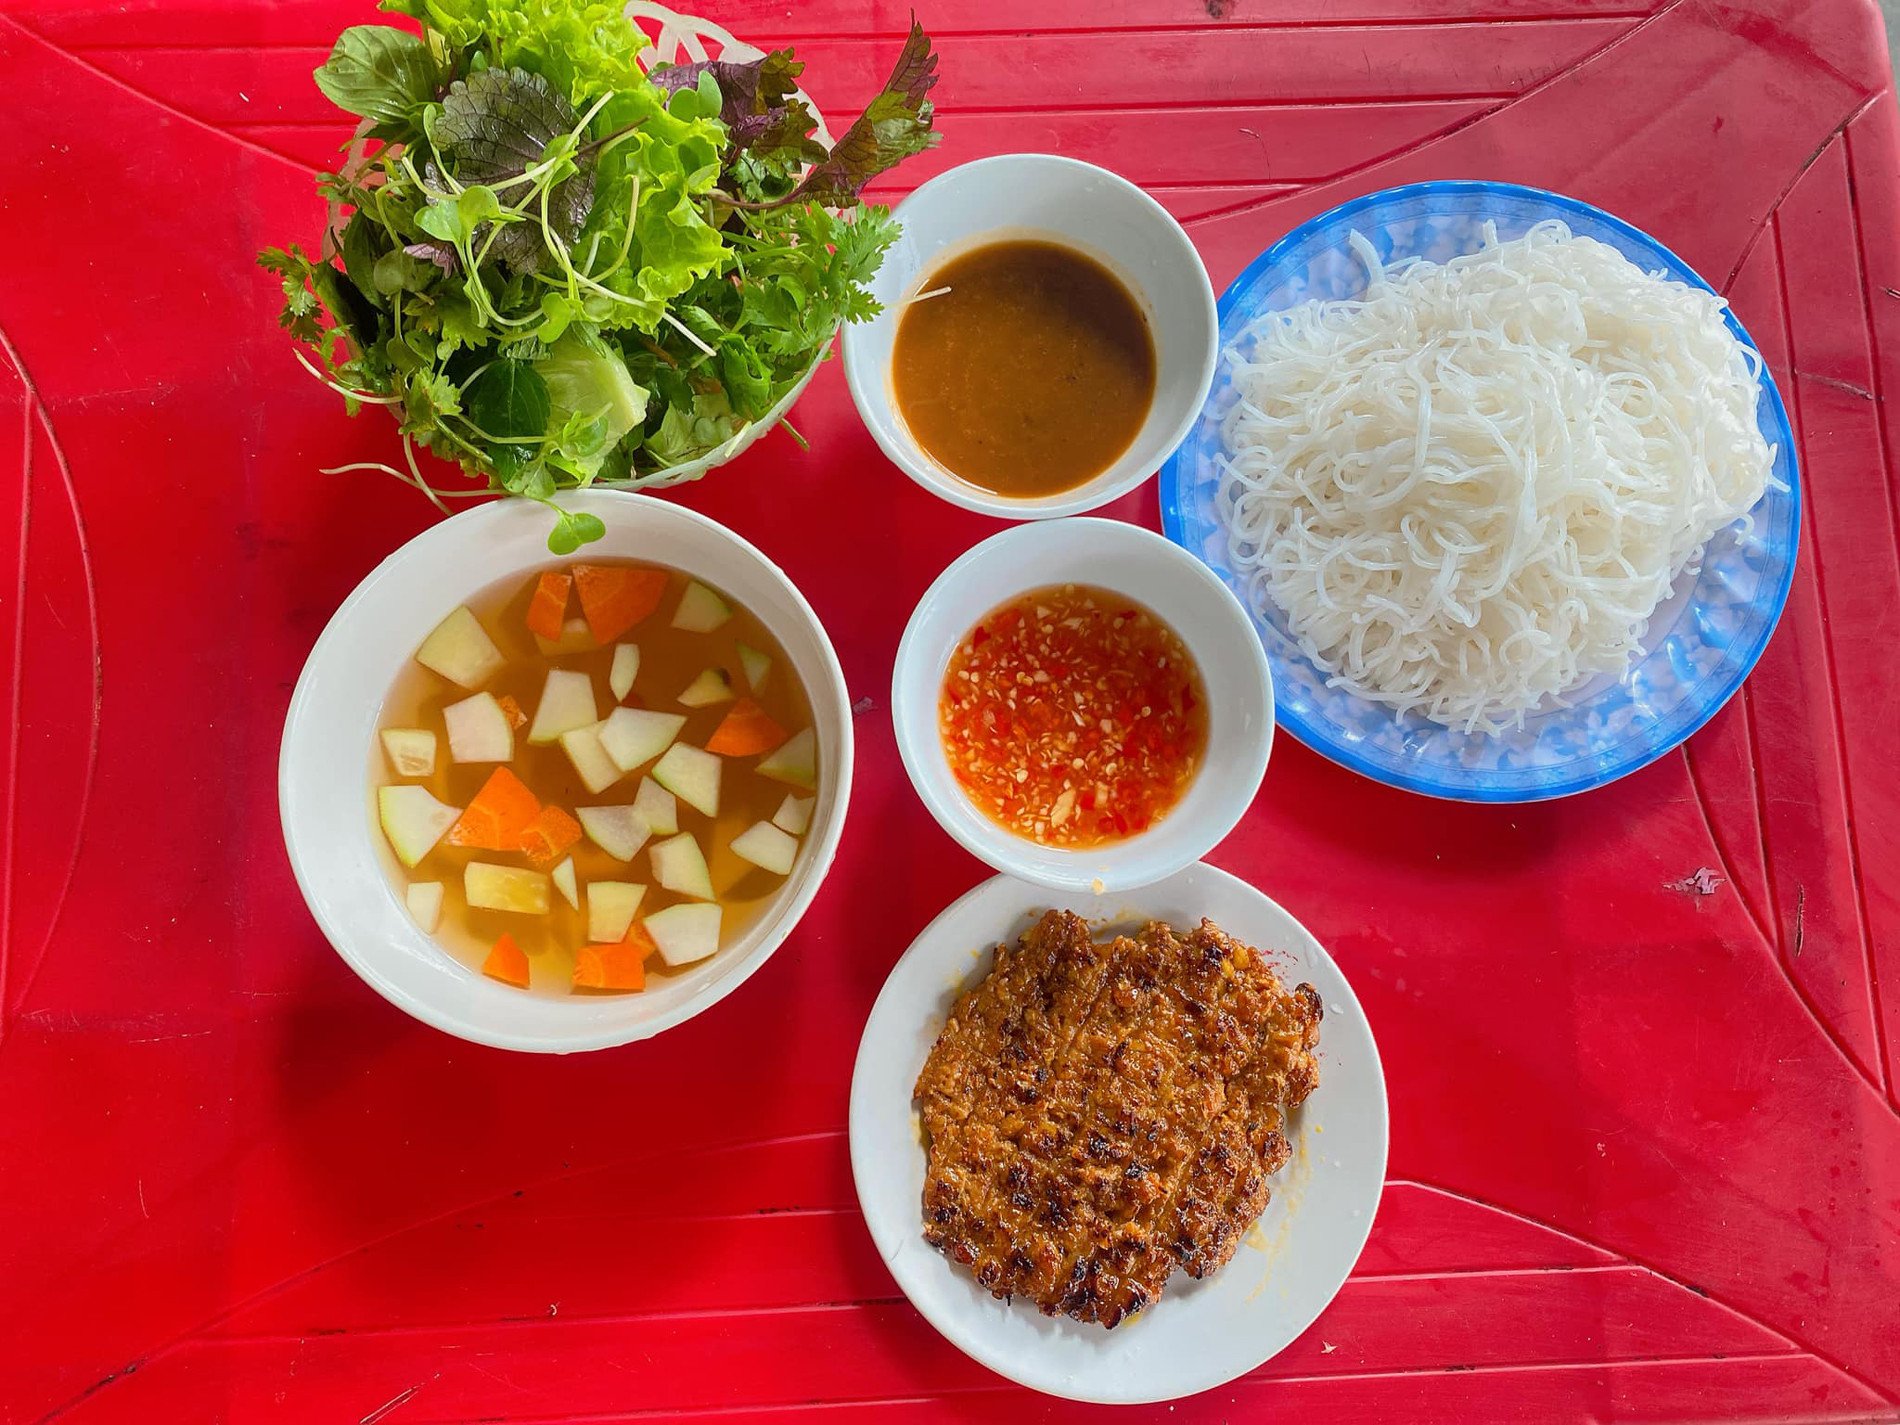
[2, 0, 1898, 1420]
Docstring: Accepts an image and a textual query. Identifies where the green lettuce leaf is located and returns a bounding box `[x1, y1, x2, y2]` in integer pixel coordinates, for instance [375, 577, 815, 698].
[646, 389, 742, 467]
[535, 330, 649, 474]
[382, 0, 649, 110]
[582, 107, 729, 328]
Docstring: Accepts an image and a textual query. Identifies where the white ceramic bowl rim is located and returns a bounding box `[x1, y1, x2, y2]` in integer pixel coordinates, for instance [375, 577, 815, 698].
[279, 491, 854, 1052]
[890, 518, 1274, 893]
[842, 154, 1219, 520]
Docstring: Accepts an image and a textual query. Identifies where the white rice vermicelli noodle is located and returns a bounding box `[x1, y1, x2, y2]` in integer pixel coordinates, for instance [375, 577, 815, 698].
[1216, 220, 1774, 734]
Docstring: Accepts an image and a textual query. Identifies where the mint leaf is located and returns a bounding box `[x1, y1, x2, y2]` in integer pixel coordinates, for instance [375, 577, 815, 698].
[314, 26, 443, 132]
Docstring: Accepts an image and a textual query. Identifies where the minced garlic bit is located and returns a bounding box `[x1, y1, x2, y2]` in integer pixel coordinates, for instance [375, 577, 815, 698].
[938, 584, 1207, 848]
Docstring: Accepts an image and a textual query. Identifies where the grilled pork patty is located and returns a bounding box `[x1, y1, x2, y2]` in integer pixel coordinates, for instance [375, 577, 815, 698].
[914, 910, 1322, 1326]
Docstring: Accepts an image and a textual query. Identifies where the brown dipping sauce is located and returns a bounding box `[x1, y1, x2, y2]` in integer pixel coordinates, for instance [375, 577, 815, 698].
[891, 240, 1157, 498]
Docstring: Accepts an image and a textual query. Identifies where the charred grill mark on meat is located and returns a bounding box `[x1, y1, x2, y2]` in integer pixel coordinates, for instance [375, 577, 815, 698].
[913, 911, 1322, 1326]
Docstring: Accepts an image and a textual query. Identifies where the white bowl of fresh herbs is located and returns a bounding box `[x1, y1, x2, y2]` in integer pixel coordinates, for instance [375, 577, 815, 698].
[260, 0, 940, 551]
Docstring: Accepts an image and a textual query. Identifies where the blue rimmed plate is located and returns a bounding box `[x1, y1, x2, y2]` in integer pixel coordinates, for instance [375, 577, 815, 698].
[1159, 180, 1800, 802]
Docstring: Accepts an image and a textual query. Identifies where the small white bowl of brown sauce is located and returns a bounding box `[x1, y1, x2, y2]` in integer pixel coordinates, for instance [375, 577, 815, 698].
[891, 518, 1273, 892]
[843, 154, 1219, 518]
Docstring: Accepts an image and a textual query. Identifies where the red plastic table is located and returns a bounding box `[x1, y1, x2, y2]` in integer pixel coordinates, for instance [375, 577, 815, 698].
[3, 0, 1899, 1420]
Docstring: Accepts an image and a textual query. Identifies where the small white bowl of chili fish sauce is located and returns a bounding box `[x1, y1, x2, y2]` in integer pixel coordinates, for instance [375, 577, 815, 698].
[842, 154, 1219, 519]
[892, 518, 1273, 892]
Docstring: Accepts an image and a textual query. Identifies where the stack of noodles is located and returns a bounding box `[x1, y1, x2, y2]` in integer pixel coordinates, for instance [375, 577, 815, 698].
[1216, 221, 1774, 733]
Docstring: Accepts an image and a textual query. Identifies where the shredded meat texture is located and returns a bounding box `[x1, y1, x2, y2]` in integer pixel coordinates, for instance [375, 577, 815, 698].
[913, 910, 1322, 1327]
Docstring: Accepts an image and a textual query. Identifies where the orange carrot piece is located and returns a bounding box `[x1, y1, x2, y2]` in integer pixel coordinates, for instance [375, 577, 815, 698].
[624, 920, 660, 961]
[573, 922, 658, 991]
[518, 804, 582, 867]
[573, 564, 667, 643]
[447, 766, 542, 850]
[573, 939, 648, 991]
[483, 933, 531, 989]
[495, 694, 528, 731]
[705, 697, 789, 757]
[525, 570, 571, 643]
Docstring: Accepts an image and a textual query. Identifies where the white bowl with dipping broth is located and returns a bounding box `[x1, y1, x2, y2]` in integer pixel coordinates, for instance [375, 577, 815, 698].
[280, 491, 853, 1053]
[891, 518, 1273, 892]
[842, 154, 1219, 519]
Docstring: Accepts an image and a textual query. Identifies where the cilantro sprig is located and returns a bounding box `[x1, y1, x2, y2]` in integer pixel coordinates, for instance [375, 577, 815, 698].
[261, 1, 938, 548]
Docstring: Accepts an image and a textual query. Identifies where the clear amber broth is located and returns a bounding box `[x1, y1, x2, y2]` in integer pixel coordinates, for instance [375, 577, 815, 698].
[373, 563, 816, 994]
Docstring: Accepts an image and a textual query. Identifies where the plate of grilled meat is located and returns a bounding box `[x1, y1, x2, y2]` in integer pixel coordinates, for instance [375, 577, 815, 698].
[848, 862, 1387, 1403]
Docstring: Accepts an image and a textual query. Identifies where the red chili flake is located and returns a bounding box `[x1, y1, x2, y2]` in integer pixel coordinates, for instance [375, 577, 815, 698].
[936, 584, 1208, 849]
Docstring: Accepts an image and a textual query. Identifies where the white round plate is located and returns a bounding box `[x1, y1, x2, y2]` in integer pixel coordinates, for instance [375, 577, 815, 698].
[849, 862, 1387, 1404]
